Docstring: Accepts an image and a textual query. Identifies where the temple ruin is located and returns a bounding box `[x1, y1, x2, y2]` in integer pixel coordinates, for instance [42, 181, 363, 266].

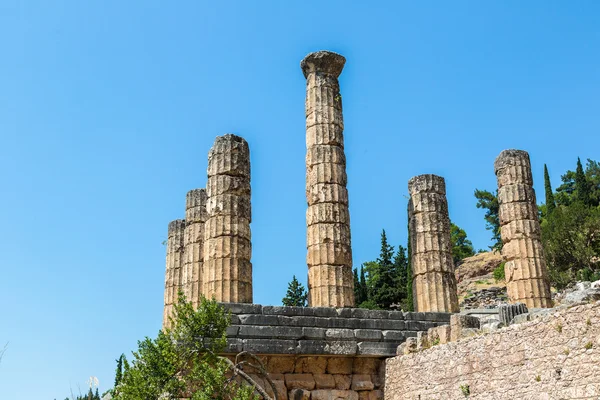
[159, 50, 569, 398]
[495, 149, 553, 308]
[408, 174, 459, 313]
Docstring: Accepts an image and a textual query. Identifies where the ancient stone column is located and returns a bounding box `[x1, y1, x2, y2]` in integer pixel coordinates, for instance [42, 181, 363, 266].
[301, 50, 354, 307]
[408, 175, 459, 313]
[182, 188, 208, 309]
[163, 219, 186, 330]
[495, 149, 552, 308]
[202, 134, 252, 303]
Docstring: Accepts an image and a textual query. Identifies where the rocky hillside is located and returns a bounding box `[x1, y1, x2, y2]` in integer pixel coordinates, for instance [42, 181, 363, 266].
[455, 251, 507, 309]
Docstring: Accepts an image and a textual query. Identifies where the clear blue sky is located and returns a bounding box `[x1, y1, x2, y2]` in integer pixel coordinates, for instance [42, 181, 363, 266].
[1, 1, 599, 398]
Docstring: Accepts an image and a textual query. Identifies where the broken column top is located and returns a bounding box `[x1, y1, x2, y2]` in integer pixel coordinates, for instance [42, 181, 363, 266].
[168, 219, 186, 237]
[186, 188, 208, 222]
[301, 50, 346, 78]
[494, 149, 531, 174]
[408, 174, 446, 196]
[207, 134, 250, 178]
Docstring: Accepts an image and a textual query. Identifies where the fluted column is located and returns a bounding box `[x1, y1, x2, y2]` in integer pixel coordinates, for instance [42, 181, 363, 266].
[202, 134, 253, 303]
[183, 188, 208, 309]
[495, 149, 552, 308]
[163, 219, 186, 330]
[301, 50, 354, 307]
[408, 175, 459, 313]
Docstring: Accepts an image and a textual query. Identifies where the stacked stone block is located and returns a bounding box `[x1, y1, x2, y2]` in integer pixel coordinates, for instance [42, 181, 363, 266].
[202, 134, 253, 303]
[408, 175, 459, 313]
[494, 150, 552, 308]
[301, 50, 354, 307]
[183, 188, 208, 309]
[163, 219, 186, 329]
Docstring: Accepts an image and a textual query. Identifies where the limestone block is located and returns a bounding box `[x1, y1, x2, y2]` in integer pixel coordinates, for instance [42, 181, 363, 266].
[334, 374, 352, 390]
[267, 357, 296, 374]
[408, 192, 449, 214]
[498, 183, 537, 204]
[409, 211, 451, 233]
[351, 375, 374, 391]
[500, 219, 541, 240]
[494, 149, 534, 188]
[204, 236, 252, 260]
[185, 188, 208, 223]
[311, 390, 359, 400]
[307, 223, 351, 246]
[207, 134, 250, 179]
[294, 357, 327, 374]
[411, 251, 454, 275]
[502, 238, 545, 261]
[301, 50, 346, 78]
[306, 124, 345, 148]
[499, 201, 539, 225]
[352, 358, 380, 375]
[307, 162, 348, 186]
[307, 242, 353, 267]
[314, 373, 336, 389]
[206, 194, 251, 221]
[450, 314, 480, 342]
[306, 183, 349, 206]
[204, 215, 252, 240]
[206, 174, 251, 197]
[327, 357, 353, 374]
[306, 145, 346, 167]
[284, 374, 315, 390]
[413, 272, 459, 313]
[273, 380, 288, 400]
[403, 337, 418, 354]
[504, 258, 548, 281]
[163, 219, 186, 329]
[498, 303, 528, 326]
[307, 203, 351, 226]
[411, 231, 452, 254]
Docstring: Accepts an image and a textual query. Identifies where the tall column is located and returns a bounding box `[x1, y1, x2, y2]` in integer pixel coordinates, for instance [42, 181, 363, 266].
[183, 188, 208, 309]
[408, 175, 459, 313]
[495, 149, 552, 308]
[301, 50, 354, 307]
[202, 134, 253, 303]
[163, 219, 186, 330]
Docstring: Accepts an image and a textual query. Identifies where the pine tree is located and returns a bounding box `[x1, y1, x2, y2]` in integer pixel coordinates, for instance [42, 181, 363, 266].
[450, 223, 475, 266]
[474, 189, 502, 250]
[369, 230, 398, 309]
[393, 244, 408, 300]
[282, 275, 308, 306]
[575, 157, 591, 206]
[544, 164, 556, 215]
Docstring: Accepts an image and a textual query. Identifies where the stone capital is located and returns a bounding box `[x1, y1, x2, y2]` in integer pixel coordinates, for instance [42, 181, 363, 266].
[301, 51, 346, 79]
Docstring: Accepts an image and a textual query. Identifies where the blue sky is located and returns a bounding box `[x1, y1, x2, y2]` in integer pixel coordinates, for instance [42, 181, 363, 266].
[1, 1, 599, 398]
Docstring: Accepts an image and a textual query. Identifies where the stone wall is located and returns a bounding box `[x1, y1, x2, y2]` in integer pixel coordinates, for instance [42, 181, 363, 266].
[385, 301, 600, 399]
[221, 303, 451, 400]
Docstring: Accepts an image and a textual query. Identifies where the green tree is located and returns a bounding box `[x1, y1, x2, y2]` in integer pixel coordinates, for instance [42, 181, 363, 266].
[544, 164, 556, 215]
[282, 275, 308, 307]
[353, 268, 360, 304]
[450, 223, 475, 266]
[366, 230, 403, 309]
[115, 294, 260, 400]
[474, 189, 502, 250]
[114, 354, 125, 389]
[575, 157, 591, 205]
[359, 267, 368, 304]
[406, 220, 414, 311]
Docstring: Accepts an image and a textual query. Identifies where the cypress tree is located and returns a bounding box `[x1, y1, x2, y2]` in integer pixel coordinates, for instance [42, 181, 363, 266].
[544, 164, 556, 215]
[575, 157, 591, 205]
[353, 268, 360, 304]
[114, 354, 124, 388]
[359, 267, 368, 304]
[393, 244, 408, 299]
[406, 207, 414, 311]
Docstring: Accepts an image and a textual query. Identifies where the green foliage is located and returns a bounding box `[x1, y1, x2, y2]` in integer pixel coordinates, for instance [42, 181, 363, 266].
[450, 223, 475, 266]
[354, 267, 369, 305]
[474, 189, 502, 250]
[114, 354, 125, 388]
[544, 164, 556, 216]
[357, 230, 411, 310]
[575, 157, 591, 205]
[459, 384, 470, 397]
[114, 293, 258, 400]
[282, 275, 308, 307]
[493, 262, 505, 282]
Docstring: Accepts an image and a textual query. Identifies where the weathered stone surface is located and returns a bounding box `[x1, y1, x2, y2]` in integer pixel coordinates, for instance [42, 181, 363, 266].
[312, 390, 358, 400]
[408, 175, 459, 313]
[385, 301, 600, 399]
[327, 357, 353, 374]
[450, 314, 480, 342]
[334, 374, 352, 390]
[294, 356, 328, 374]
[357, 342, 398, 356]
[284, 374, 315, 390]
[498, 303, 528, 326]
[288, 389, 310, 400]
[163, 219, 186, 329]
[202, 134, 253, 303]
[495, 150, 552, 308]
[303, 50, 354, 308]
[351, 375, 374, 391]
[314, 373, 336, 389]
